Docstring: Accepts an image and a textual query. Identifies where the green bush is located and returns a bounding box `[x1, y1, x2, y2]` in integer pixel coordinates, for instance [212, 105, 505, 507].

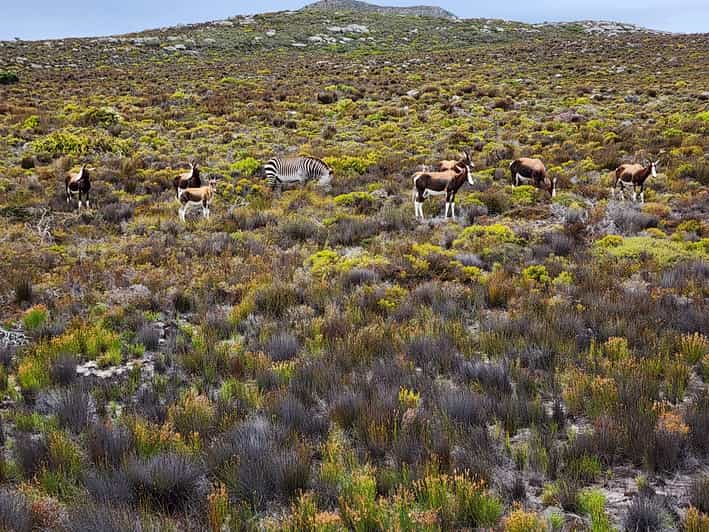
[508, 185, 537, 206]
[23, 305, 49, 331]
[0, 71, 19, 84]
[522, 265, 551, 285]
[230, 157, 261, 177]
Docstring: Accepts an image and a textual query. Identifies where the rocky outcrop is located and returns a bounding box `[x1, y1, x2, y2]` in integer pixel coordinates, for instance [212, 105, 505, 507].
[304, 0, 457, 20]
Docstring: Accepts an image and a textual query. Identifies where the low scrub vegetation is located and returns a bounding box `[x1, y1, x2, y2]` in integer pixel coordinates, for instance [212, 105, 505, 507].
[0, 3, 706, 530]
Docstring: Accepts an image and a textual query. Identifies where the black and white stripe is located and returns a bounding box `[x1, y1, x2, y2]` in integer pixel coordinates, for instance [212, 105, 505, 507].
[263, 157, 333, 187]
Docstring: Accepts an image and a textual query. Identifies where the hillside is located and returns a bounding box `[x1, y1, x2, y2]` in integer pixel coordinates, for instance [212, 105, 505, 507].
[0, 4, 708, 532]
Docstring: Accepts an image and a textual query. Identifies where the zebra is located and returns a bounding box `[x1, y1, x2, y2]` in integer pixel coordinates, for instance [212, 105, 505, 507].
[263, 156, 334, 187]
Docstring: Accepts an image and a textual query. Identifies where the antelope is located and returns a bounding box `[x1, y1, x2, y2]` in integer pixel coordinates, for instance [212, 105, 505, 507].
[612, 159, 658, 203]
[178, 178, 216, 222]
[65, 164, 91, 209]
[174, 161, 201, 201]
[437, 160, 459, 171]
[413, 151, 474, 220]
[509, 157, 556, 197]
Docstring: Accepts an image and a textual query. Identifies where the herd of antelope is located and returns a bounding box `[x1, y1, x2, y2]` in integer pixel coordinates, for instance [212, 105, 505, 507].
[63, 153, 662, 221]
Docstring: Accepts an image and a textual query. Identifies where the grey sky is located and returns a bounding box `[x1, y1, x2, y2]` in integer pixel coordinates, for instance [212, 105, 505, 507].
[1, 0, 706, 41]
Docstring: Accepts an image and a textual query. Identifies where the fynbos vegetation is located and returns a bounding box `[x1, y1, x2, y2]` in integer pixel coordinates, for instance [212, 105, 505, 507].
[0, 1, 707, 530]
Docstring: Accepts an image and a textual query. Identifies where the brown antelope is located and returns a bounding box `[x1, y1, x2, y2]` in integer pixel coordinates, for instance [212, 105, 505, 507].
[65, 164, 91, 209]
[178, 178, 216, 222]
[612, 159, 658, 203]
[174, 161, 201, 201]
[509, 158, 556, 197]
[437, 160, 459, 171]
[413, 151, 474, 220]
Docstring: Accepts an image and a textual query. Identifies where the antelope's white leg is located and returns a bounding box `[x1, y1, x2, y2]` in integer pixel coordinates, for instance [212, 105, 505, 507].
[515, 173, 519, 186]
[632, 190, 637, 202]
[451, 202, 456, 219]
[445, 202, 450, 218]
[85, 200, 90, 209]
[640, 192, 645, 204]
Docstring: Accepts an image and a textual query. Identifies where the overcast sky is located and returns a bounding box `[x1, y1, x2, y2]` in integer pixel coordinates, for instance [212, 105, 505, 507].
[1, 0, 707, 41]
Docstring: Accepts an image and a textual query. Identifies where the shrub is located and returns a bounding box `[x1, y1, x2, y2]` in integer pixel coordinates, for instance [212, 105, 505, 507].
[253, 282, 299, 318]
[275, 394, 329, 439]
[84, 469, 134, 505]
[458, 361, 511, 393]
[46, 429, 81, 473]
[334, 191, 375, 213]
[689, 475, 709, 515]
[578, 489, 613, 532]
[14, 433, 48, 477]
[508, 185, 537, 205]
[14, 277, 33, 304]
[87, 422, 134, 468]
[522, 264, 551, 285]
[686, 392, 709, 453]
[406, 335, 457, 375]
[679, 332, 708, 365]
[646, 411, 688, 472]
[23, 305, 48, 331]
[503, 506, 546, 532]
[453, 223, 518, 254]
[167, 391, 216, 439]
[64, 504, 160, 532]
[278, 217, 323, 246]
[135, 324, 160, 351]
[623, 497, 665, 531]
[209, 416, 310, 509]
[172, 290, 194, 313]
[0, 71, 19, 85]
[684, 506, 709, 532]
[264, 331, 300, 362]
[230, 157, 261, 177]
[328, 215, 378, 245]
[125, 452, 204, 514]
[438, 387, 489, 427]
[53, 386, 95, 433]
[49, 354, 77, 386]
[613, 207, 658, 234]
[101, 202, 134, 224]
[414, 473, 503, 528]
[0, 490, 32, 532]
[341, 268, 379, 289]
